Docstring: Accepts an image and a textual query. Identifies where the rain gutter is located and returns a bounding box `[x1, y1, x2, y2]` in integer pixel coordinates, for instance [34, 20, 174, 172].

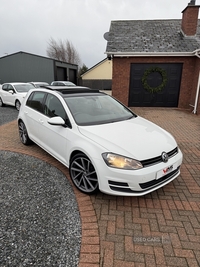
[105, 51, 194, 57]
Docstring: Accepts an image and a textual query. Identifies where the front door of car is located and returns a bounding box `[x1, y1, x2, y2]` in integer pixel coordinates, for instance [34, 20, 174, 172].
[5, 84, 15, 105]
[1, 84, 11, 104]
[38, 93, 69, 165]
[24, 91, 47, 142]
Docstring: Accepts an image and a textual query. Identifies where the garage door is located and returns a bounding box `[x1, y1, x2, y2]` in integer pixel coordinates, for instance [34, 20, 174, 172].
[69, 69, 77, 84]
[57, 67, 67, 81]
[128, 63, 182, 107]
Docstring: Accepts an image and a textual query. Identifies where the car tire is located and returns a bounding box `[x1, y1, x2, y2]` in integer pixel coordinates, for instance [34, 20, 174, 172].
[18, 120, 32, 145]
[69, 153, 99, 194]
[15, 100, 21, 111]
[0, 97, 4, 107]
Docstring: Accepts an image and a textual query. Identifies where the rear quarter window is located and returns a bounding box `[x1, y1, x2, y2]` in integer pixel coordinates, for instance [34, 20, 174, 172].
[26, 91, 46, 113]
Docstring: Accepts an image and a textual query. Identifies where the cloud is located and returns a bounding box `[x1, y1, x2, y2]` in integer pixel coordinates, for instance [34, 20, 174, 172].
[0, 0, 194, 67]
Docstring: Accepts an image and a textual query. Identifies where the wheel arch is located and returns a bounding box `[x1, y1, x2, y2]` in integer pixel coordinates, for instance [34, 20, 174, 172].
[18, 118, 23, 125]
[68, 144, 104, 188]
[0, 96, 4, 106]
[70, 150, 85, 164]
[69, 150, 100, 194]
[18, 118, 33, 145]
[15, 99, 21, 105]
[69, 142, 103, 168]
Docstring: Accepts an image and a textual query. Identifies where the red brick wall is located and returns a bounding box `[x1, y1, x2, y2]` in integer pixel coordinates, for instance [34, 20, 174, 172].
[112, 56, 200, 114]
[181, 6, 199, 36]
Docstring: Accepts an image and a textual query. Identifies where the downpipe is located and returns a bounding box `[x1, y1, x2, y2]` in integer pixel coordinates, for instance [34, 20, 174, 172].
[192, 50, 200, 114]
[193, 71, 200, 114]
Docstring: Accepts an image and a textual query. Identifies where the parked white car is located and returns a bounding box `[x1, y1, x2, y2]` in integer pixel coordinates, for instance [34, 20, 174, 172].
[18, 86, 183, 196]
[29, 82, 49, 88]
[51, 81, 76, 86]
[0, 82, 35, 110]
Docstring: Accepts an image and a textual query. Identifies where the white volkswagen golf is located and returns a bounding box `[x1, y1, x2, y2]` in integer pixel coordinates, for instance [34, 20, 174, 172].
[0, 82, 35, 110]
[18, 86, 183, 196]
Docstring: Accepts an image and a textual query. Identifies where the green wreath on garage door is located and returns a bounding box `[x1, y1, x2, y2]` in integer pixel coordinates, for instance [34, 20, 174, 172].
[141, 67, 167, 94]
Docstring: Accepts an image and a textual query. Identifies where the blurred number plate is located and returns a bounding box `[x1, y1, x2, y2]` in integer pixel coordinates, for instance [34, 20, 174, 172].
[156, 163, 177, 180]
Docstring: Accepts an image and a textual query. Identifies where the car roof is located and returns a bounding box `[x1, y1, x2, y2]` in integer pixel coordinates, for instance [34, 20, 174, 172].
[30, 82, 49, 84]
[51, 81, 76, 85]
[52, 81, 74, 83]
[2, 82, 31, 85]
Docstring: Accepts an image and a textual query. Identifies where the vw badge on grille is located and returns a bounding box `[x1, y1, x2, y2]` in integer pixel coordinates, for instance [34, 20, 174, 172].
[161, 152, 168, 163]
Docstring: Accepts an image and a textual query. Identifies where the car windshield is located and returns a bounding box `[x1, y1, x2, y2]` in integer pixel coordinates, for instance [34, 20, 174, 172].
[63, 82, 76, 86]
[35, 83, 49, 88]
[15, 84, 35, 92]
[65, 94, 136, 126]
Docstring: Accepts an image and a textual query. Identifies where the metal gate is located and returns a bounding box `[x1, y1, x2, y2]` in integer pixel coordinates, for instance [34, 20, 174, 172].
[128, 63, 182, 107]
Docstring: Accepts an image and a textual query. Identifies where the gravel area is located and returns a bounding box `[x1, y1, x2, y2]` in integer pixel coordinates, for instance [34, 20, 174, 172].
[0, 106, 18, 125]
[0, 151, 81, 267]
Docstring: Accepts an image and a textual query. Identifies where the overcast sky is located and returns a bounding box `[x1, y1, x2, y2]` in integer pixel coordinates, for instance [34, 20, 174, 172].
[0, 0, 198, 68]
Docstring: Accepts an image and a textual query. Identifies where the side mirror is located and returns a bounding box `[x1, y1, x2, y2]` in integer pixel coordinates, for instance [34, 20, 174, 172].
[47, 116, 66, 127]
[8, 90, 14, 94]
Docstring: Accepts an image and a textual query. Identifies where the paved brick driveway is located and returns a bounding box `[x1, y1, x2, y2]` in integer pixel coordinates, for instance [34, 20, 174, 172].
[0, 107, 200, 267]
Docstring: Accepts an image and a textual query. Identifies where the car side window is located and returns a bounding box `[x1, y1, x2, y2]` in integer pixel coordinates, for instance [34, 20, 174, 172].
[7, 85, 14, 92]
[2, 84, 8, 91]
[26, 92, 46, 113]
[44, 94, 67, 121]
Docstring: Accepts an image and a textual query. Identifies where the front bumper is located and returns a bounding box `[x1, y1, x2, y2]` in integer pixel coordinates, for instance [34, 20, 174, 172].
[95, 149, 183, 196]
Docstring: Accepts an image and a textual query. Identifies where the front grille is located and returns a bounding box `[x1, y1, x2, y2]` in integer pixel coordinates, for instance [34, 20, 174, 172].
[141, 147, 178, 167]
[108, 165, 180, 194]
[139, 166, 180, 189]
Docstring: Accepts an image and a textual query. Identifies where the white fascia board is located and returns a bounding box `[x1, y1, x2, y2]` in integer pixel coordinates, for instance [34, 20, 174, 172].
[105, 51, 195, 57]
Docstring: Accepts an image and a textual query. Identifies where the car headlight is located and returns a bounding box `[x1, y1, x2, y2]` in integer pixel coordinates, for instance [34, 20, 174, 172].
[102, 153, 143, 170]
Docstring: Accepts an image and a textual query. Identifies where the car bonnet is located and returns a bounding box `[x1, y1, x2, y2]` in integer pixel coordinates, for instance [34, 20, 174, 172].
[78, 116, 177, 160]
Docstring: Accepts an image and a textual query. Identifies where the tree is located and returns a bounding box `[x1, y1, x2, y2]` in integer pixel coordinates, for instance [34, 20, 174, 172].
[78, 64, 88, 77]
[46, 37, 81, 66]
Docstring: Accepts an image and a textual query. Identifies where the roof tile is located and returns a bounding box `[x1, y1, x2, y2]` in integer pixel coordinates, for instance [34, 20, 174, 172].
[106, 20, 200, 54]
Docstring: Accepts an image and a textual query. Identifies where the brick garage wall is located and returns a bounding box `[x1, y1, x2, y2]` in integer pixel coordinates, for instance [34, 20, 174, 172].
[112, 56, 200, 113]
